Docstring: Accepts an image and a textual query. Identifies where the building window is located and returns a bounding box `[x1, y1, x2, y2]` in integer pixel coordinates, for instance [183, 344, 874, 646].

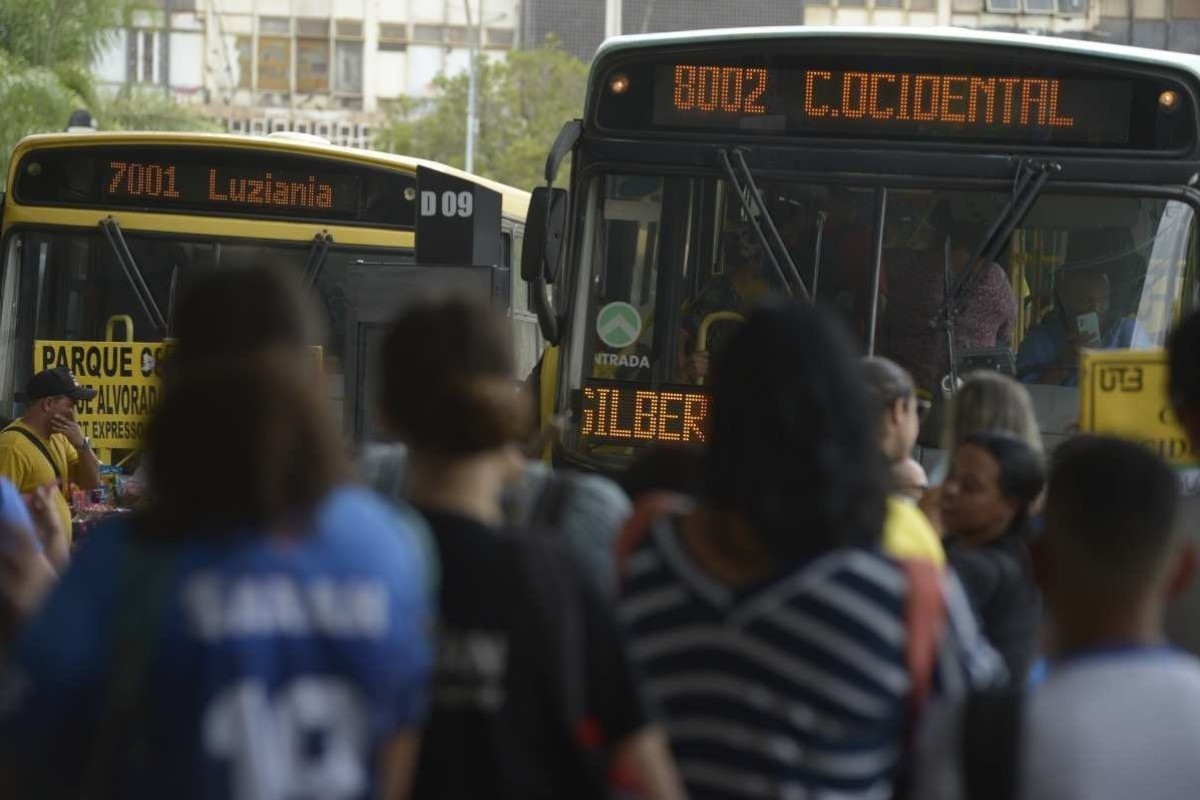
[1174, 0, 1200, 16]
[259, 16, 291, 35]
[1024, 0, 1056, 12]
[413, 24, 445, 44]
[258, 36, 291, 92]
[485, 27, 514, 46]
[334, 40, 363, 93]
[379, 22, 407, 42]
[297, 18, 329, 37]
[908, 0, 937, 10]
[986, 0, 1020, 10]
[129, 29, 160, 84]
[337, 19, 364, 37]
[236, 35, 253, 89]
[297, 38, 330, 93]
[445, 25, 469, 45]
[1057, 0, 1087, 11]
[953, 0, 984, 11]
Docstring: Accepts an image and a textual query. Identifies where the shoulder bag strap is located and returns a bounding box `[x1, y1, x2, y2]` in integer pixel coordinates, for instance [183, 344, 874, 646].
[614, 492, 693, 586]
[528, 474, 574, 535]
[2, 425, 65, 492]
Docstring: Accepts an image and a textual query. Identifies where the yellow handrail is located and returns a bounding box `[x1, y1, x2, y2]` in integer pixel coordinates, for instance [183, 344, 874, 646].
[696, 311, 745, 386]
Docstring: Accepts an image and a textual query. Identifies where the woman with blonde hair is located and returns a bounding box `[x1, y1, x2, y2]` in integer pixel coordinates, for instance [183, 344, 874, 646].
[941, 371, 1043, 455]
[923, 371, 1043, 532]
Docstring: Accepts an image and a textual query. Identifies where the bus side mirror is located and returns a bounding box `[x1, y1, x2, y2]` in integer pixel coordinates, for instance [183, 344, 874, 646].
[521, 186, 568, 285]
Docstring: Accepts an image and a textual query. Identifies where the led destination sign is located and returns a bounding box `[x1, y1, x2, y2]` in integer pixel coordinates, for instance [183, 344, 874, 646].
[14, 145, 417, 227]
[655, 64, 1131, 144]
[105, 159, 347, 212]
[594, 49, 1195, 150]
[579, 382, 711, 445]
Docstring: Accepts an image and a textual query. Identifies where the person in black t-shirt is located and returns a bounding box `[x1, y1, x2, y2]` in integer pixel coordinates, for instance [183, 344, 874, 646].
[378, 297, 684, 800]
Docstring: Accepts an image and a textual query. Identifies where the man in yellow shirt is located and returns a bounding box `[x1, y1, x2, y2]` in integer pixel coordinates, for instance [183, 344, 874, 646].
[0, 367, 101, 542]
[860, 357, 945, 566]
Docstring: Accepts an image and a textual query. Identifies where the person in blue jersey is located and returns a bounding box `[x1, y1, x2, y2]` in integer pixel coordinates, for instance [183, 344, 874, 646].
[0, 270, 434, 800]
[379, 297, 684, 800]
[617, 299, 1005, 800]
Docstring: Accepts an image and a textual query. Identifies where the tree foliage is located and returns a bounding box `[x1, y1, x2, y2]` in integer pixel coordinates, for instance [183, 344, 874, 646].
[375, 39, 588, 190]
[0, 0, 216, 182]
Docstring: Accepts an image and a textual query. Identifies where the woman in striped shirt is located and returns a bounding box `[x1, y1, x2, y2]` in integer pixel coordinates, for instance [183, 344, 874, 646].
[619, 300, 1004, 800]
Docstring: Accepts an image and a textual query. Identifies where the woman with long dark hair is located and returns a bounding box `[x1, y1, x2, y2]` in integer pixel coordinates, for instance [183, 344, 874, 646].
[619, 299, 1004, 798]
[0, 268, 434, 800]
[941, 431, 1047, 681]
[379, 296, 682, 800]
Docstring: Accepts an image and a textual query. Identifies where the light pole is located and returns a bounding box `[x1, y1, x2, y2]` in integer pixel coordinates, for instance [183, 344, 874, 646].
[463, 0, 482, 173]
[463, 1, 507, 173]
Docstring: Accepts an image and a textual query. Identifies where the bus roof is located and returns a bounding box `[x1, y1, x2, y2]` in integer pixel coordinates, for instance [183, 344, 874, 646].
[594, 26, 1200, 76]
[8, 131, 531, 218]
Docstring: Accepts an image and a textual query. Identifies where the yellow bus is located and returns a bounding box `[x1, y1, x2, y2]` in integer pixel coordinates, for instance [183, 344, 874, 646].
[523, 28, 1200, 471]
[0, 131, 535, 455]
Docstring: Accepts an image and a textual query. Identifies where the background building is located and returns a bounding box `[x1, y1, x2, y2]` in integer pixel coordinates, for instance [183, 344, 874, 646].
[93, 0, 517, 147]
[90, 0, 1200, 150]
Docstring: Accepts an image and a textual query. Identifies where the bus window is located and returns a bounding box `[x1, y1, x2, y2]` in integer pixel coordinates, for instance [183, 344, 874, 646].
[573, 177, 1194, 455]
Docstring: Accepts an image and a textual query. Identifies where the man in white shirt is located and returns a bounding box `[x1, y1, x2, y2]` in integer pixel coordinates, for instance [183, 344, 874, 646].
[915, 435, 1200, 800]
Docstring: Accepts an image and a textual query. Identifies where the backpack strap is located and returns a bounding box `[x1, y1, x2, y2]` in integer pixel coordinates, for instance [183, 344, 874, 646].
[614, 492, 693, 583]
[528, 473, 574, 534]
[962, 689, 1023, 800]
[80, 523, 178, 800]
[892, 558, 948, 800]
[2, 424, 66, 495]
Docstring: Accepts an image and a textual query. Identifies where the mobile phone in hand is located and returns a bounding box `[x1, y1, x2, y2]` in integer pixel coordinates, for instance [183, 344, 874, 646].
[1076, 312, 1101, 341]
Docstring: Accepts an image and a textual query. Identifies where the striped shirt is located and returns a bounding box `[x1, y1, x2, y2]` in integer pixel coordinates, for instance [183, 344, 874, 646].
[619, 516, 1004, 800]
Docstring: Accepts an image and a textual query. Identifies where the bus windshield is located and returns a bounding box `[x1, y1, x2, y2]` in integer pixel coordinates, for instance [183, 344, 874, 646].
[573, 173, 1193, 451]
[0, 228, 411, 433]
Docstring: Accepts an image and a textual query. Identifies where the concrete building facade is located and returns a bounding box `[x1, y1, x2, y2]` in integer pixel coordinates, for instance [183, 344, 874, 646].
[94, 0, 517, 147]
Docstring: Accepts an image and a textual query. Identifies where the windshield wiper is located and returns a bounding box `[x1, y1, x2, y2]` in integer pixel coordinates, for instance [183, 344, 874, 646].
[303, 231, 334, 287]
[99, 216, 168, 336]
[938, 159, 1059, 391]
[718, 148, 811, 300]
[810, 211, 827, 298]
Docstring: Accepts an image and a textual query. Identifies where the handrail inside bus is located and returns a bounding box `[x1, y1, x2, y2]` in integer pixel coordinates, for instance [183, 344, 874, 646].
[99, 216, 168, 336]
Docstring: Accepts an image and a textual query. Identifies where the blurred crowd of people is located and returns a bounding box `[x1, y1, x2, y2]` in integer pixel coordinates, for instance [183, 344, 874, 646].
[0, 264, 1198, 800]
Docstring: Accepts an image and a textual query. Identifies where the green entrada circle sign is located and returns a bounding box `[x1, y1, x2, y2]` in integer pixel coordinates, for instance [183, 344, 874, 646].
[596, 302, 642, 349]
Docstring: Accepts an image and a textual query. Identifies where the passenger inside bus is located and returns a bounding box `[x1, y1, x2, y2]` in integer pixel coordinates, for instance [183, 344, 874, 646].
[883, 208, 1017, 395]
[816, 187, 884, 340]
[1016, 267, 1135, 386]
[678, 222, 774, 383]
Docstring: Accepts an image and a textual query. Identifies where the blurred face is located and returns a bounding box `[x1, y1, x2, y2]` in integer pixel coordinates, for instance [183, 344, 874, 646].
[941, 443, 1019, 544]
[37, 395, 75, 420]
[883, 394, 921, 463]
[1063, 272, 1111, 319]
[892, 458, 929, 503]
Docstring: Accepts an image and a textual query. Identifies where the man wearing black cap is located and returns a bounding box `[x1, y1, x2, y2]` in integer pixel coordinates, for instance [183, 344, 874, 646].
[0, 367, 100, 543]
